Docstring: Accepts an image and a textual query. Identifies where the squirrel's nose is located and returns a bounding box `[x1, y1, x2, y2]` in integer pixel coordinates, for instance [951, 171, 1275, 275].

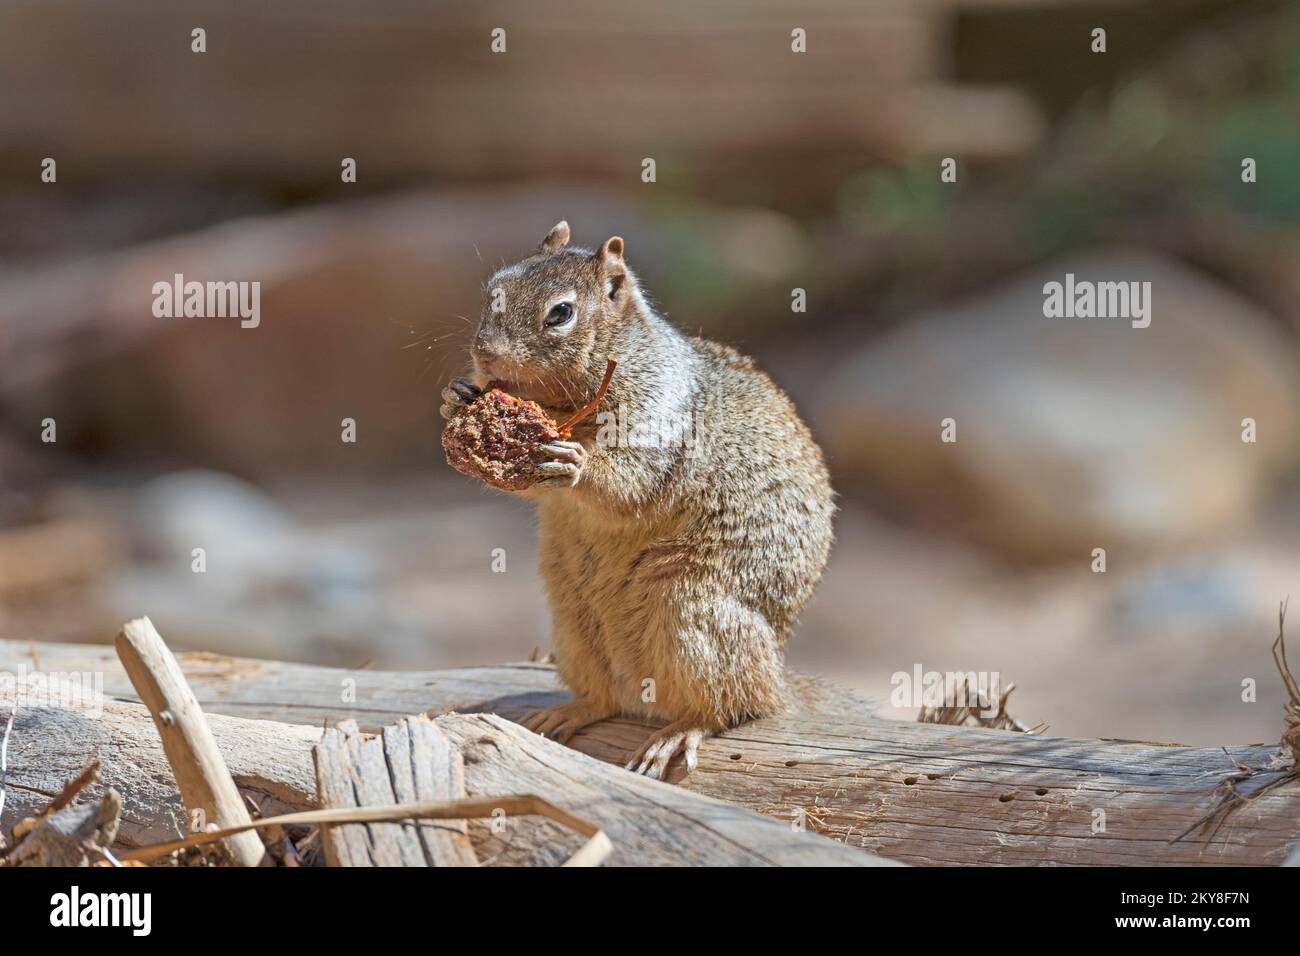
[473, 329, 512, 363]
[472, 340, 505, 377]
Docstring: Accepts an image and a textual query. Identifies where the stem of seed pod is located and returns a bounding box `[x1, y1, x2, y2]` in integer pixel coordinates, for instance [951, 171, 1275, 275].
[558, 357, 618, 437]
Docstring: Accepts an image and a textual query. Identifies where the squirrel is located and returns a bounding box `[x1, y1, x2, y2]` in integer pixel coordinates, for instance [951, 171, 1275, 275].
[440, 221, 834, 778]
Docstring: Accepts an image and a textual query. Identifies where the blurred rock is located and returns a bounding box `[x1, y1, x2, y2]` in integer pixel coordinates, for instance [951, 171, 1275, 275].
[133, 471, 320, 595]
[793, 503, 1300, 747]
[116, 471, 399, 662]
[104, 471, 551, 667]
[819, 250, 1300, 560]
[130, 469, 375, 586]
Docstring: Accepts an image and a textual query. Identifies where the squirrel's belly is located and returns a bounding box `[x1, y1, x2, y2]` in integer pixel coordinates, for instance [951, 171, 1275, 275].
[538, 522, 677, 708]
[536, 453, 831, 723]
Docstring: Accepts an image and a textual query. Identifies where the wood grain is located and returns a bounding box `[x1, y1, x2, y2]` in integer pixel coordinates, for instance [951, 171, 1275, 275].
[440, 713, 881, 866]
[314, 716, 478, 866]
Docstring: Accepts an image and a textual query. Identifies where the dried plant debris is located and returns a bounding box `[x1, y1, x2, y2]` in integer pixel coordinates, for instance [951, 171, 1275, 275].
[0, 759, 107, 868]
[443, 357, 616, 491]
[1172, 600, 1300, 845]
[149, 841, 234, 868]
[917, 679, 1044, 734]
[0, 703, 12, 848]
[0, 756, 236, 868]
[1275, 601, 1300, 762]
[4, 789, 122, 867]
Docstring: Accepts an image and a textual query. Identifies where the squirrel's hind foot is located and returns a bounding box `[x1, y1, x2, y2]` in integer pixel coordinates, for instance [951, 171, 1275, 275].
[625, 719, 718, 780]
[521, 697, 614, 744]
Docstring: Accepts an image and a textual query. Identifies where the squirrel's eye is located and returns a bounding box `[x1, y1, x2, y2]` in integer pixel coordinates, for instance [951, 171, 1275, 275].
[544, 302, 574, 327]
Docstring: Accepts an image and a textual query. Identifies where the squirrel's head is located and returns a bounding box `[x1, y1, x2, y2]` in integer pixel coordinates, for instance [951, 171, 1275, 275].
[471, 220, 636, 408]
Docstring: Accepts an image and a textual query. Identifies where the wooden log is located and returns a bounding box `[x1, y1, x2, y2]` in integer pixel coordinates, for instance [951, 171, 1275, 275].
[0, 664, 878, 865]
[113, 618, 267, 867]
[0, 671, 321, 849]
[0, 640, 873, 727]
[5, 639, 1298, 865]
[313, 717, 478, 866]
[440, 713, 882, 866]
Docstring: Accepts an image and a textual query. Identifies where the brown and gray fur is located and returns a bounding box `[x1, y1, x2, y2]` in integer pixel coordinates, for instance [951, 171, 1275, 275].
[440, 221, 834, 775]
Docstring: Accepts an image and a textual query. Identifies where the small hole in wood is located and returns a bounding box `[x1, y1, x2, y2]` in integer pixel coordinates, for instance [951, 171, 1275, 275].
[784, 760, 798, 767]
[999, 792, 1015, 802]
[729, 753, 742, 760]
[903, 776, 918, 785]
[1035, 787, 1048, 796]
[926, 773, 941, 780]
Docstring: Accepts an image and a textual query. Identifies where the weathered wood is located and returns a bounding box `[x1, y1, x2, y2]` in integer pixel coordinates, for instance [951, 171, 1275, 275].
[441, 713, 880, 866]
[6, 640, 1298, 865]
[0, 640, 873, 727]
[0, 663, 878, 865]
[0, 672, 320, 849]
[314, 716, 477, 867]
[114, 618, 267, 867]
[117, 794, 612, 867]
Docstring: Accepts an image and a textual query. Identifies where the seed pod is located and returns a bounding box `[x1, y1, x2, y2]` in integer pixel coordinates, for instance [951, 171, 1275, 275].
[442, 358, 617, 491]
[442, 389, 563, 491]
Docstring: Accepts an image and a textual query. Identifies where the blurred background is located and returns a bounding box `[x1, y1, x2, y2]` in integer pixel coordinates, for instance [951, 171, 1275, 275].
[2, 0, 1298, 746]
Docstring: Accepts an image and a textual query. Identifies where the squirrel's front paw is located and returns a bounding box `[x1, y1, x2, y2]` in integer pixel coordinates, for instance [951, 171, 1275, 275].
[534, 440, 586, 488]
[439, 377, 482, 421]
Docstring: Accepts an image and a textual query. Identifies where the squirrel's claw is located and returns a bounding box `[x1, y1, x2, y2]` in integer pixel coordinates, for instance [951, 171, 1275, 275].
[446, 377, 482, 402]
[625, 720, 713, 779]
[439, 378, 482, 420]
[540, 440, 584, 464]
[533, 440, 587, 487]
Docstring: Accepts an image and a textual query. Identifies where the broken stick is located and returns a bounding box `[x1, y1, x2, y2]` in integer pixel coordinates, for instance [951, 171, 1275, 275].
[115, 617, 267, 867]
[116, 795, 612, 867]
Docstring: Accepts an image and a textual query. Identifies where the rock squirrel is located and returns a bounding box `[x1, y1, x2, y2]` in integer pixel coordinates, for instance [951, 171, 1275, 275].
[440, 221, 834, 777]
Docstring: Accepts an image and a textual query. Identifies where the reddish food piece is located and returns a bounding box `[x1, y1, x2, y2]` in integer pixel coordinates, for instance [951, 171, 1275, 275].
[442, 357, 617, 492]
[442, 389, 563, 491]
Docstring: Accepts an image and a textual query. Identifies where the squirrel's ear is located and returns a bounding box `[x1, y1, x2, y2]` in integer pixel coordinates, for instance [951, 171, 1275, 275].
[597, 236, 625, 266]
[539, 220, 570, 254]
[596, 237, 630, 305]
